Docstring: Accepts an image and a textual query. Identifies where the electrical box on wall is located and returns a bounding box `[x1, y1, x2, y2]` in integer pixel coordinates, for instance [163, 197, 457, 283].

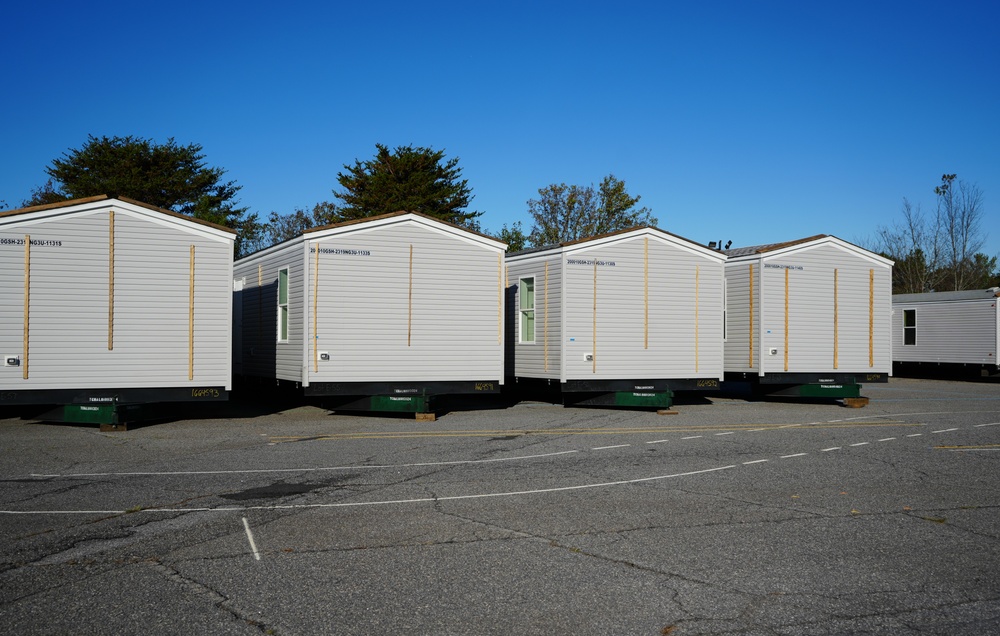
[769, 348, 778, 356]
[4, 355, 20, 367]
[584, 353, 594, 362]
[319, 352, 330, 361]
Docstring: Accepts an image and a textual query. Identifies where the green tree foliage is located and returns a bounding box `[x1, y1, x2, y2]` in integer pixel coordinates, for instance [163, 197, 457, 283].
[526, 174, 656, 246]
[332, 144, 481, 227]
[25, 135, 260, 257]
[245, 202, 341, 254]
[496, 221, 529, 253]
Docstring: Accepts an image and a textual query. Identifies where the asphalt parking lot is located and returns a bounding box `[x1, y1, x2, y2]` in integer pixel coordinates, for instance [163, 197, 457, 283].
[2, 376, 999, 635]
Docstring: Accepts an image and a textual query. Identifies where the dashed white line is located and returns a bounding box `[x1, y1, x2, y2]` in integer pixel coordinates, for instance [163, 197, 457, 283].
[821, 447, 841, 452]
[592, 444, 630, 451]
[645, 439, 669, 444]
[715, 432, 735, 436]
[242, 517, 261, 561]
[907, 434, 923, 438]
[878, 438, 896, 442]
[682, 436, 703, 440]
[743, 459, 769, 465]
[850, 442, 870, 447]
[932, 428, 958, 434]
[781, 453, 808, 459]
[974, 423, 1000, 428]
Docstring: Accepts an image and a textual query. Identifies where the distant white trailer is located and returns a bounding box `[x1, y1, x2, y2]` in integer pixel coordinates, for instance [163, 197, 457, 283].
[723, 235, 893, 402]
[504, 227, 726, 409]
[0, 196, 236, 426]
[233, 212, 506, 414]
[892, 287, 1000, 376]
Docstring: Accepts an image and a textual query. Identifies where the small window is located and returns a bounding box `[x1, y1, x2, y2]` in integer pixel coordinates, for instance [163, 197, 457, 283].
[903, 309, 916, 346]
[519, 277, 535, 343]
[277, 268, 289, 343]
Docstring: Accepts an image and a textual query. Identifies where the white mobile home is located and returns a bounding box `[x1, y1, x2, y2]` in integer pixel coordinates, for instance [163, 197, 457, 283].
[505, 227, 726, 408]
[723, 235, 893, 399]
[0, 196, 235, 424]
[892, 288, 999, 375]
[233, 212, 506, 413]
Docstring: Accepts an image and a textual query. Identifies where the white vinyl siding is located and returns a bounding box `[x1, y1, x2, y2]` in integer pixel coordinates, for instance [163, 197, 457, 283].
[0, 200, 234, 392]
[235, 214, 506, 386]
[725, 238, 893, 377]
[507, 230, 725, 383]
[506, 256, 562, 380]
[892, 297, 999, 366]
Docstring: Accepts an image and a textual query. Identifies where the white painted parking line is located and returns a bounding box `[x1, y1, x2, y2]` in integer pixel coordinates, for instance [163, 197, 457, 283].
[715, 432, 735, 436]
[932, 428, 959, 433]
[743, 459, 769, 465]
[907, 434, 923, 438]
[682, 435, 702, 440]
[242, 517, 261, 561]
[592, 444, 630, 451]
[878, 438, 896, 442]
[781, 453, 808, 458]
[850, 442, 870, 447]
[645, 439, 669, 444]
[821, 447, 841, 452]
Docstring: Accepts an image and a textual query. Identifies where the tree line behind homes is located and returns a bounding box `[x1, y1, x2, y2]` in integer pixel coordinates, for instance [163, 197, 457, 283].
[4, 135, 998, 290]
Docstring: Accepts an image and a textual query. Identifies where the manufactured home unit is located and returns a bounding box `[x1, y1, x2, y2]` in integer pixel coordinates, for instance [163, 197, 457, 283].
[723, 235, 893, 401]
[233, 212, 506, 414]
[0, 196, 235, 426]
[505, 227, 726, 409]
[892, 288, 999, 376]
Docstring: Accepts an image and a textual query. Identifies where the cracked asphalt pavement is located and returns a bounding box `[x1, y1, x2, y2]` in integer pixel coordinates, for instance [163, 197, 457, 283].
[2, 376, 999, 635]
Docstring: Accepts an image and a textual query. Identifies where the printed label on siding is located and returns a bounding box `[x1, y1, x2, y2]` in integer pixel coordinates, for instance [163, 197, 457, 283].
[310, 247, 371, 256]
[566, 259, 617, 266]
[1, 237, 63, 247]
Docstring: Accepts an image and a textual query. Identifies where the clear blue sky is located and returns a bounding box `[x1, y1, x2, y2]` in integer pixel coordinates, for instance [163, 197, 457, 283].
[3, 1, 998, 257]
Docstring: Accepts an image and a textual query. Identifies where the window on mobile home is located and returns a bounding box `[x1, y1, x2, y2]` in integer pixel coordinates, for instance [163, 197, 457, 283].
[278, 268, 289, 342]
[903, 309, 916, 345]
[519, 277, 535, 343]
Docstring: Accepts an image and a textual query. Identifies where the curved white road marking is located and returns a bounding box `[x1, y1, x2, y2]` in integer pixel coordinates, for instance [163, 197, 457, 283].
[1, 465, 737, 515]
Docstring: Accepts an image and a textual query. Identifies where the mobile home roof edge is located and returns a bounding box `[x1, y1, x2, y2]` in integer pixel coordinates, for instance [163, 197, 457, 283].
[893, 287, 1000, 303]
[303, 210, 507, 249]
[724, 234, 893, 266]
[0, 194, 237, 235]
[506, 225, 724, 260]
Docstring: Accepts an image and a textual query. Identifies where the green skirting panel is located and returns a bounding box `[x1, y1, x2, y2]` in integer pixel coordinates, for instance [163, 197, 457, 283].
[614, 390, 674, 408]
[370, 395, 432, 413]
[62, 404, 118, 425]
[776, 384, 862, 398]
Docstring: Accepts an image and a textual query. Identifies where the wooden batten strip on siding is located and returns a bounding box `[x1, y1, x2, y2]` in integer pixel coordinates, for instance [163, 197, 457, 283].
[748, 264, 754, 368]
[108, 211, 115, 350]
[408, 245, 413, 347]
[592, 261, 597, 374]
[833, 269, 839, 369]
[695, 265, 700, 373]
[314, 246, 320, 373]
[23, 235, 30, 380]
[544, 261, 549, 372]
[869, 269, 874, 367]
[644, 237, 649, 349]
[189, 245, 195, 380]
[784, 268, 789, 372]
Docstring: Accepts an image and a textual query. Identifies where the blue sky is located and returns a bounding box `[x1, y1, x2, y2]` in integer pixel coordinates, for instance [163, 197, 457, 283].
[3, 1, 998, 257]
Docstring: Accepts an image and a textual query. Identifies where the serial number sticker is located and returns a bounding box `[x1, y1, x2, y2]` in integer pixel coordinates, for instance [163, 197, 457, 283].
[1, 237, 63, 247]
[311, 247, 371, 256]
